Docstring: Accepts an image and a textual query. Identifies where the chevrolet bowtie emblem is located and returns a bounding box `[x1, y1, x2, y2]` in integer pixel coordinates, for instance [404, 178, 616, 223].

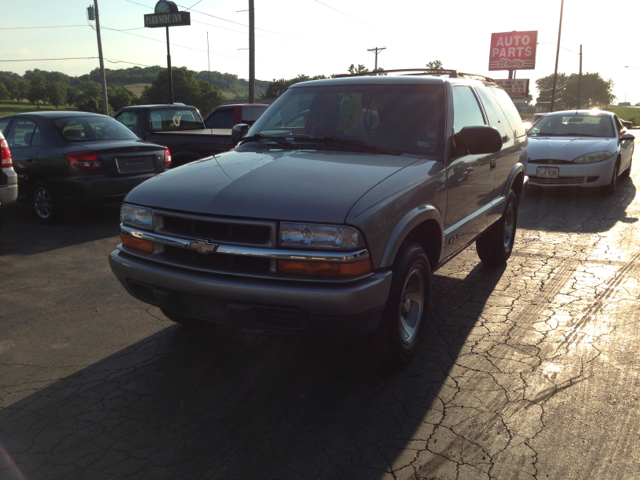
[188, 239, 219, 254]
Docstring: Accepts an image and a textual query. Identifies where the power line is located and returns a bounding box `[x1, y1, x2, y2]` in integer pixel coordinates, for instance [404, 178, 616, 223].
[0, 25, 88, 30]
[314, 0, 380, 29]
[0, 57, 99, 62]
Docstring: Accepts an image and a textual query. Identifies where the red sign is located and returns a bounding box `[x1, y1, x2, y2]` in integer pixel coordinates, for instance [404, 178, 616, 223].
[489, 31, 537, 71]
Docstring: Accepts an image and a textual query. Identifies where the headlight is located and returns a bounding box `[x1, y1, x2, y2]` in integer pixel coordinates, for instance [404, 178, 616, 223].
[120, 204, 153, 230]
[573, 151, 613, 164]
[280, 222, 365, 249]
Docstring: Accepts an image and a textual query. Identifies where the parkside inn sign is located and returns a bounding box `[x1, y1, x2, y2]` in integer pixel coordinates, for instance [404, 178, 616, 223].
[488, 31, 537, 71]
[144, 0, 190, 28]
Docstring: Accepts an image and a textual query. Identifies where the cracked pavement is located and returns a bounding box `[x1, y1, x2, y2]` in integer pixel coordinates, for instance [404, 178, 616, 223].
[1, 146, 640, 479]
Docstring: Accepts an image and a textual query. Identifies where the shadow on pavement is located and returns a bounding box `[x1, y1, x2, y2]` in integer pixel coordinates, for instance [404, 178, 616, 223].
[0, 263, 506, 480]
[0, 203, 121, 257]
[519, 175, 637, 233]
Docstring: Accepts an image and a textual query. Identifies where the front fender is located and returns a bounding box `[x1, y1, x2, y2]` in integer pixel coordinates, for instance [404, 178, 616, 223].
[379, 205, 444, 269]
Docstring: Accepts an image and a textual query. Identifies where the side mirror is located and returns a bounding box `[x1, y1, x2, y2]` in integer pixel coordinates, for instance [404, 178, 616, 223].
[621, 133, 635, 141]
[453, 126, 502, 155]
[232, 123, 250, 145]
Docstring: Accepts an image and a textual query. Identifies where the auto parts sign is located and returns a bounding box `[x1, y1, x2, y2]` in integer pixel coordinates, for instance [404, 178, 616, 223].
[489, 31, 537, 71]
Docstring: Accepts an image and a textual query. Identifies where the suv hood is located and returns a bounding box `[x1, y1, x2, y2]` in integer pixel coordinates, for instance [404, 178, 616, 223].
[124, 149, 417, 223]
[528, 136, 616, 160]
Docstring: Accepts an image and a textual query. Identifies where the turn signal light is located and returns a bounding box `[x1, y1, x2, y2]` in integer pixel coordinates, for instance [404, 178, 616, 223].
[277, 258, 372, 278]
[0, 138, 12, 168]
[65, 151, 103, 170]
[163, 146, 171, 165]
[121, 233, 154, 254]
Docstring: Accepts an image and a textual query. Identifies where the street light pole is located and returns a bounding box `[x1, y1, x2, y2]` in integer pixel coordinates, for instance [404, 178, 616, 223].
[550, 0, 564, 112]
[577, 44, 582, 109]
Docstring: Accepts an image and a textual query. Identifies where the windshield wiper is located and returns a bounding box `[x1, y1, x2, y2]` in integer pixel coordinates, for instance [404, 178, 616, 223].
[529, 132, 559, 136]
[239, 134, 295, 148]
[293, 136, 400, 155]
[561, 133, 598, 137]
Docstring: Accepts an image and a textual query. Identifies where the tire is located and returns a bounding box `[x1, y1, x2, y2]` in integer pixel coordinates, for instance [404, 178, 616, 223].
[379, 243, 431, 366]
[476, 190, 518, 267]
[161, 308, 204, 327]
[603, 160, 620, 195]
[621, 158, 632, 179]
[31, 182, 57, 223]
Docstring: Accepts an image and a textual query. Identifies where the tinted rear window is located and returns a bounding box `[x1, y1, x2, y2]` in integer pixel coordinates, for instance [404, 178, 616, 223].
[487, 86, 526, 138]
[54, 116, 138, 142]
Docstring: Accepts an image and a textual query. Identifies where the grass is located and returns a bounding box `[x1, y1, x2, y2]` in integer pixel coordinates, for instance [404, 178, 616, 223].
[123, 84, 149, 97]
[604, 106, 640, 123]
[0, 100, 76, 117]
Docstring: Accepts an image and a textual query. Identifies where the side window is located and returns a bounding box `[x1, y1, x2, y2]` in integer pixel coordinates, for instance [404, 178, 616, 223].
[452, 86, 486, 133]
[205, 109, 234, 129]
[476, 87, 509, 142]
[0, 118, 11, 136]
[241, 107, 267, 125]
[115, 111, 139, 132]
[7, 119, 38, 148]
[487, 87, 526, 138]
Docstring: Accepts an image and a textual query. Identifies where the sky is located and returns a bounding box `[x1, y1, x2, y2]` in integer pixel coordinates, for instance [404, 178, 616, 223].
[1, 0, 639, 105]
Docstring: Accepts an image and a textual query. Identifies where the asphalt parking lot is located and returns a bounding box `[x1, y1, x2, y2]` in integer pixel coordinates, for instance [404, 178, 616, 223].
[1, 146, 640, 479]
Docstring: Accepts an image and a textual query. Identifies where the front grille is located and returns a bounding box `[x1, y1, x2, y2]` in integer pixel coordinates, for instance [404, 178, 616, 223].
[162, 245, 272, 275]
[530, 176, 586, 185]
[159, 212, 275, 246]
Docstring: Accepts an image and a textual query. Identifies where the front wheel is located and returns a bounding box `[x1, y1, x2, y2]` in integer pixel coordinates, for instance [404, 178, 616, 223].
[476, 190, 518, 266]
[603, 160, 620, 195]
[379, 243, 431, 366]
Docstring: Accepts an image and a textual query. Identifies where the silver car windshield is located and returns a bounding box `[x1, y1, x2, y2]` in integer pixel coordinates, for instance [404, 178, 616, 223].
[529, 114, 615, 138]
[246, 83, 445, 156]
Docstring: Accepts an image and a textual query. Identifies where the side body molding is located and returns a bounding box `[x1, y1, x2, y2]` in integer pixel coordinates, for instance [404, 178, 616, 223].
[379, 205, 444, 269]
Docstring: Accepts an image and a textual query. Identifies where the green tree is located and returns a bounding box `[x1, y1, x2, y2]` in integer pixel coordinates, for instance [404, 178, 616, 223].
[536, 72, 614, 110]
[262, 74, 327, 99]
[348, 64, 369, 75]
[66, 87, 81, 107]
[108, 85, 138, 112]
[7, 77, 29, 101]
[27, 73, 48, 107]
[140, 67, 223, 113]
[0, 82, 9, 101]
[535, 73, 568, 110]
[426, 60, 443, 70]
[46, 81, 67, 109]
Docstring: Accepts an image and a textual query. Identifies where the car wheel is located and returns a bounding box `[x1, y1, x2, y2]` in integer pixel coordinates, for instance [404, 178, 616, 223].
[476, 190, 518, 267]
[621, 158, 632, 179]
[603, 160, 620, 195]
[379, 243, 431, 366]
[161, 308, 205, 327]
[32, 182, 57, 223]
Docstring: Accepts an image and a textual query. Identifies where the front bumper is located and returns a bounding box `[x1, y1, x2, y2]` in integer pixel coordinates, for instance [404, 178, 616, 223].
[0, 167, 18, 205]
[109, 248, 392, 336]
[526, 157, 616, 187]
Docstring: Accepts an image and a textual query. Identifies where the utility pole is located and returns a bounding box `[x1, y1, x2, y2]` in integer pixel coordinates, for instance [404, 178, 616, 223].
[166, 26, 174, 104]
[577, 44, 582, 110]
[248, 0, 255, 103]
[367, 46, 386, 72]
[550, 0, 564, 112]
[92, 0, 109, 115]
[207, 32, 211, 113]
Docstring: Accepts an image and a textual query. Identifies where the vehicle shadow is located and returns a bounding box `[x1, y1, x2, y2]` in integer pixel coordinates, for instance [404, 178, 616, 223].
[0, 263, 506, 480]
[0, 202, 120, 256]
[519, 176, 637, 233]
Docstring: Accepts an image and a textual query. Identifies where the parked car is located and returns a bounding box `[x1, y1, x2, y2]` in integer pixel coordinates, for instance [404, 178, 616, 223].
[0, 111, 170, 222]
[522, 112, 547, 132]
[0, 131, 18, 230]
[526, 109, 634, 194]
[203, 104, 270, 129]
[114, 103, 235, 166]
[622, 119, 634, 129]
[110, 69, 528, 366]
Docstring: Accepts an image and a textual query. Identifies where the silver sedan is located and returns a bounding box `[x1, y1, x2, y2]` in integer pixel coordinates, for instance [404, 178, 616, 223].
[526, 110, 634, 194]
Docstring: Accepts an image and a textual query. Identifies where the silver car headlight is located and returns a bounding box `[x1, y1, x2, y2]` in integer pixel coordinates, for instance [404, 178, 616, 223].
[120, 204, 153, 230]
[280, 222, 365, 249]
[573, 151, 613, 164]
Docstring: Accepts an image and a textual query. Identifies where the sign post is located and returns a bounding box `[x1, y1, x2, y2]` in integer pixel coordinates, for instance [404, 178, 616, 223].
[489, 31, 537, 105]
[144, 1, 191, 104]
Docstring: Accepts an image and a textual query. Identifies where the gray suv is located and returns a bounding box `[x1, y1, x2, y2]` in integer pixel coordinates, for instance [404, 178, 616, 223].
[109, 70, 528, 365]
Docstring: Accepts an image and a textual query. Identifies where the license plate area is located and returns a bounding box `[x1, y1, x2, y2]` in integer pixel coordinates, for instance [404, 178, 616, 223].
[536, 166, 559, 178]
[116, 156, 155, 174]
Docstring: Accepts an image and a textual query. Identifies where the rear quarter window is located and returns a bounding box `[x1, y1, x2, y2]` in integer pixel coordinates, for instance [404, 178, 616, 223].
[487, 86, 526, 138]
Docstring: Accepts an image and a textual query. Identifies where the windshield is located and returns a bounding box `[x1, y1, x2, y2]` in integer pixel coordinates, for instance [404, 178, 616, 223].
[54, 116, 139, 142]
[245, 83, 445, 156]
[528, 114, 615, 137]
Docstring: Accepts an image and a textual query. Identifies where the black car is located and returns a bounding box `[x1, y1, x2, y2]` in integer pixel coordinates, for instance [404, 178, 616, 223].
[0, 111, 170, 222]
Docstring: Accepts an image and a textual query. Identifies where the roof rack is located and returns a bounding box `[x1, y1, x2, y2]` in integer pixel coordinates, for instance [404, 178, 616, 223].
[332, 69, 495, 83]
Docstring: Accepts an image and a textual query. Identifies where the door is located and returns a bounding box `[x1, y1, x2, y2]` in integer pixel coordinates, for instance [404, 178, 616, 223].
[444, 85, 497, 255]
[5, 118, 42, 192]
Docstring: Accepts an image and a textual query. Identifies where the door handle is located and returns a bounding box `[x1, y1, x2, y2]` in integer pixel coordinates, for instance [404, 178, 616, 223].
[490, 159, 496, 170]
